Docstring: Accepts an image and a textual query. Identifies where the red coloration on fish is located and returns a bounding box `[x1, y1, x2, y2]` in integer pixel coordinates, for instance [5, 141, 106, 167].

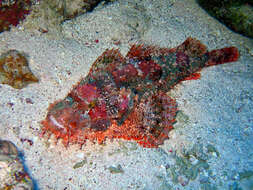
[41, 37, 239, 148]
[184, 73, 201, 80]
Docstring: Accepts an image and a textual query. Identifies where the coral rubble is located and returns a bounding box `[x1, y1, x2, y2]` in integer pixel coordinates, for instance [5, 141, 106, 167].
[41, 37, 239, 148]
[0, 50, 38, 89]
[0, 140, 33, 190]
[0, 0, 33, 32]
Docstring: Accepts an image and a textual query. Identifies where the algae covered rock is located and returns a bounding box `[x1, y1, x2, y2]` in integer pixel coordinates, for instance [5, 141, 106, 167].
[0, 50, 38, 89]
[197, 0, 253, 38]
[58, 0, 112, 19]
[21, 0, 115, 34]
[0, 140, 33, 190]
[0, 0, 34, 33]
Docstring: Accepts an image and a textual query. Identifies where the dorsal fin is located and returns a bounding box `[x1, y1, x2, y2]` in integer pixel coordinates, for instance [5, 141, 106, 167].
[126, 44, 159, 60]
[173, 37, 208, 57]
[89, 49, 125, 74]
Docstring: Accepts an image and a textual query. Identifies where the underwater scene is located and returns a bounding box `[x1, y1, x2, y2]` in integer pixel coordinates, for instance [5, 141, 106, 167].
[0, 0, 252, 189]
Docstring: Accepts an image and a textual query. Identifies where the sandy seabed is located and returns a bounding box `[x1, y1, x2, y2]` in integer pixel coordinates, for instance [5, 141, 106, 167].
[0, 0, 252, 189]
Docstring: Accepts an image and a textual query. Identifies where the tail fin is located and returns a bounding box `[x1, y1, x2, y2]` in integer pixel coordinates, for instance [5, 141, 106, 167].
[207, 47, 239, 66]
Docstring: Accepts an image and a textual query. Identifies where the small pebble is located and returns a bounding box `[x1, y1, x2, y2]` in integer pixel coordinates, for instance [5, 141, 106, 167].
[108, 164, 124, 174]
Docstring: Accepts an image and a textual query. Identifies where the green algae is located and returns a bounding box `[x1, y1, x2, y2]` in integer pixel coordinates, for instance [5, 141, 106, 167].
[169, 155, 209, 182]
[158, 181, 173, 190]
[206, 144, 220, 157]
[73, 158, 87, 169]
[166, 143, 218, 186]
[190, 161, 209, 180]
[229, 182, 243, 190]
[239, 170, 253, 180]
[201, 183, 218, 190]
[197, 0, 253, 38]
[169, 166, 179, 183]
[108, 141, 138, 156]
[108, 164, 124, 174]
[176, 111, 190, 124]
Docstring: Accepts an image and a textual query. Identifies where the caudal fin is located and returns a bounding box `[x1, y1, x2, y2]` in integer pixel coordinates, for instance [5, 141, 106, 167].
[207, 47, 239, 66]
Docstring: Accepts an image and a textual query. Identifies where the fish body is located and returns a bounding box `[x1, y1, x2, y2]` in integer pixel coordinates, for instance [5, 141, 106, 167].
[41, 37, 239, 147]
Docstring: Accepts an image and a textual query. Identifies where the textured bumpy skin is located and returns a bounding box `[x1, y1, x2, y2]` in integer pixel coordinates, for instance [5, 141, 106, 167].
[41, 37, 239, 148]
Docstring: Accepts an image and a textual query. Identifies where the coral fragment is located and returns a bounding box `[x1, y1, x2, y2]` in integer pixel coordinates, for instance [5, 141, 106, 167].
[0, 50, 38, 89]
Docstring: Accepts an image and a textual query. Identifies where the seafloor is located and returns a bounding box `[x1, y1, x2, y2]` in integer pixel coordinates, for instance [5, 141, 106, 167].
[0, 0, 252, 189]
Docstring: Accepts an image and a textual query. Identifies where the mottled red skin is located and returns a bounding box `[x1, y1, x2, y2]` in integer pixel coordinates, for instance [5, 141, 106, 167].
[41, 37, 239, 148]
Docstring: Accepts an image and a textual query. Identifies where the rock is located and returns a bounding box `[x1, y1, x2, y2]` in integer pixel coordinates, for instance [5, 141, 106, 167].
[197, 0, 253, 38]
[0, 0, 34, 32]
[21, 0, 115, 35]
[0, 50, 38, 89]
[0, 140, 33, 190]
[0, 140, 18, 158]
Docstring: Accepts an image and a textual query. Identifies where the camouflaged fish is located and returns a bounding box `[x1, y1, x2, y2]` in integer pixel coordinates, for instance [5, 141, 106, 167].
[41, 37, 239, 148]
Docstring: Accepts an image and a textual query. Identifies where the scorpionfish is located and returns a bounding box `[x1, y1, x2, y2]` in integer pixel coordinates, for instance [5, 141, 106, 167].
[41, 37, 239, 148]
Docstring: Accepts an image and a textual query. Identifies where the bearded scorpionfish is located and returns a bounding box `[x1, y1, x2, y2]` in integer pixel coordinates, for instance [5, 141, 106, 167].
[41, 37, 239, 148]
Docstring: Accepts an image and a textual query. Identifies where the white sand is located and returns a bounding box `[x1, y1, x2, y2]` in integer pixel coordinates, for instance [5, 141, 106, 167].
[0, 0, 252, 189]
